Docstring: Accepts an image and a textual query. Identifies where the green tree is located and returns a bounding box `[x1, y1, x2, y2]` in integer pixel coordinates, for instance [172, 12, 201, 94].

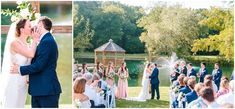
[73, 3, 94, 52]
[138, 4, 202, 59]
[192, 7, 234, 61]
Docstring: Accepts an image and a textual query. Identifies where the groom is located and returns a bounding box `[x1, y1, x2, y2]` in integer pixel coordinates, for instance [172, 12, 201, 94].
[149, 63, 160, 100]
[11, 16, 62, 108]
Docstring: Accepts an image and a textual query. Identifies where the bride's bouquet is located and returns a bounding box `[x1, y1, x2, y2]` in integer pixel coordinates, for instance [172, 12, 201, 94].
[107, 71, 115, 79]
[120, 73, 127, 79]
[74, 99, 82, 108]
[1, 1, 41, 22]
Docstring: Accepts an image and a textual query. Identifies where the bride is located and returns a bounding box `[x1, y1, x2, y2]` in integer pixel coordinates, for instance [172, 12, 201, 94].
[0, 19, 39, 107]
[126, 63, 152, 101]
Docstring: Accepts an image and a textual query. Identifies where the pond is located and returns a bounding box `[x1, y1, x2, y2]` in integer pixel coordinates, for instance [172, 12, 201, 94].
[77, 57, 234, 87]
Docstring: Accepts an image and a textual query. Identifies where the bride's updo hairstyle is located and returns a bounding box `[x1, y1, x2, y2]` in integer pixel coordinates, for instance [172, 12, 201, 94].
[15, 19, 27, 37]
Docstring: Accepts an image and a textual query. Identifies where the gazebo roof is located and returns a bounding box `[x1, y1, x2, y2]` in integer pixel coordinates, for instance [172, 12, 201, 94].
[95, 39, 126, 52]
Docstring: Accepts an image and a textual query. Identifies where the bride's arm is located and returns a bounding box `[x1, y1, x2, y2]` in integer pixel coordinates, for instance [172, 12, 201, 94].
[10, 40, 37, 58]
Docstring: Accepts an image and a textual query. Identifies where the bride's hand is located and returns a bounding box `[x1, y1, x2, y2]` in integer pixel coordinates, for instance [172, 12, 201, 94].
[32, 27, 41, 42]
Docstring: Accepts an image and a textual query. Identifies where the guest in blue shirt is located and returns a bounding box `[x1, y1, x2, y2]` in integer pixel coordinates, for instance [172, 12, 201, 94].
[185, 79, 198, 104]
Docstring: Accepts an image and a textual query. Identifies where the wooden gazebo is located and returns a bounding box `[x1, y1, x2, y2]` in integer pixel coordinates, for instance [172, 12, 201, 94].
[95, 39, 126, 67]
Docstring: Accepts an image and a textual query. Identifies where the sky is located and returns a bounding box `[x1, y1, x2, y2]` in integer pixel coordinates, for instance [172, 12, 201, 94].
[118, 0, 233, 9]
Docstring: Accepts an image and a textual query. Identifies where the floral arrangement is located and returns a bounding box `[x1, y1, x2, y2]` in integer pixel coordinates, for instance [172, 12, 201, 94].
[177, 92, 185, 102]
[107, 71, 115, 79]
[120, 72, 127, 79]
[1, 1, 41, 22]
[170, 84, 180, 94]
[74, 99, 82, 108]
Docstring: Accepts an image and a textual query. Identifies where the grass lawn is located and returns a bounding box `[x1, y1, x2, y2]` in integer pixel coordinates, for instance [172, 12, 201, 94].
[116, 86, 170, 108]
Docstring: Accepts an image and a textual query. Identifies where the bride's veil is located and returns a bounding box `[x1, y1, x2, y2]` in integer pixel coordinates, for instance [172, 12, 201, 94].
[141, 63, 148, 86]
[0, 22, 16, 104]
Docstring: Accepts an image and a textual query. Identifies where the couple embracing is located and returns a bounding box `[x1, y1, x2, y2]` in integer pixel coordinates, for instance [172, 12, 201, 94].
[0, 16, 61, 108]
[136, 63, 160, 101]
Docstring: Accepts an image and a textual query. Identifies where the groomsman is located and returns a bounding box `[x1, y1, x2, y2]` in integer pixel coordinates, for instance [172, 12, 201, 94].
[180, 61, 187, 76]
[212, 63, 222, 89]
[187, 63, 196, 77]
[197, 62, 208, 83]
[149, 63, 160, 100]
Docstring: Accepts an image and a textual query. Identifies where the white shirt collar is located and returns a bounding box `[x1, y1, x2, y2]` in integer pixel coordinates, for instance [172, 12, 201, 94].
[39, 31, 49, 41]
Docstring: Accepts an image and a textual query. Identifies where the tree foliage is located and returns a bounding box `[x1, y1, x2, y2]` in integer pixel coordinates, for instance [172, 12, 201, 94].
[138, 4, 202, 58]
[192, 7, 234, 61]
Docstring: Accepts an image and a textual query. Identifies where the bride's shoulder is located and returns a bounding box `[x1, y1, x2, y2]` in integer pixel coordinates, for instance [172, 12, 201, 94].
[10, 40, 21, 50]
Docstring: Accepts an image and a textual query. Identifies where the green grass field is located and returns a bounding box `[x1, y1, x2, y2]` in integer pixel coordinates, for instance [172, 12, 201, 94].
[116, 87, 170, 108]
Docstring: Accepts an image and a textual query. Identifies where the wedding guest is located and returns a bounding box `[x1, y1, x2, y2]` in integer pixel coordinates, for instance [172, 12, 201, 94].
[105, 61, 116, 86]
[187, 63, 196, 77]
[81, 63, 89, 74]
[73, 78, 91, 108]
[212, 63, 222, 90]
[178, 74, 186, 89]
[179, 77, 191, 94]
[180, 61, 187, 76]
[93, 62, 104, 75]
[185, 78, 197, 104]
[197, 62, 208, 83]
[216, 80, 234, 106]
[116, 62, 129, 99]
[170, 63, 180, 83]
[204, 75, 218, 93]
[216, 77, 229, 98]
[83, 73, 98, 106]
[97, 72, 107, 91]
[187, 83, 205, 108]
[201, 87, 219, 108]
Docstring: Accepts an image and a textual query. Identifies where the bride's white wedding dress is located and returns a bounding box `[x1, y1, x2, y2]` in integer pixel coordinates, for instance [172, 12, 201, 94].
[0, 23, 31, 108]
[126, 65, 151, 101]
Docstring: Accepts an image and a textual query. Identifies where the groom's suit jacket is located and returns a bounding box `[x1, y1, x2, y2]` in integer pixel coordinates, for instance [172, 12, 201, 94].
[149, 68, 160, 85]
[20, 33, 62, 96]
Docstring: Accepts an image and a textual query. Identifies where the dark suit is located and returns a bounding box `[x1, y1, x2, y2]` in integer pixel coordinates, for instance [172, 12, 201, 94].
[20, 33, 62, 108]
[181, 66, 187, 76]
[179, 85, 191, 94]
[188, 68, 196, 77]
[185, 90, 198, 104]
[199, 68, 208, 83]
[149, 67, 160, 99]
[212, 68, 222, 89]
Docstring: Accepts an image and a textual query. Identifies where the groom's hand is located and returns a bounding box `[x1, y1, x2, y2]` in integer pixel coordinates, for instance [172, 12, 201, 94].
[10, 63, 19, 74]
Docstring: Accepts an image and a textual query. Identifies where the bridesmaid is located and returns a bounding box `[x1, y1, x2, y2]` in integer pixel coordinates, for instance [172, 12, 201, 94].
[80, 63, 89, 74]
[93, 62, 104, 75]
[116, 62, 129, 99]
[105, 61, 116, 87]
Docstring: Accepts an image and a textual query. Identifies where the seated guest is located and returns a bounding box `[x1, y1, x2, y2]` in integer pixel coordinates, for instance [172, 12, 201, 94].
[216, 80, 234, 106]
[97, 72, 107, 91]
[197, 62, 208, 83]
[204, 75, 218, 93]
[201, 87, 219, 108]
[73, 78, 91, 108]
[187, 83, 205, 108]
[170, 63, 180, 83]
[178, 74, 186, 89]
[187, 63, 196, 77]
[179, 77, 191, 94]
[188, 87, 219, 108]
[185, 78, 197, 104]
[216, 77, 229, 98]
[83, 73, 104, 108]
[212, 63, 222, 90]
